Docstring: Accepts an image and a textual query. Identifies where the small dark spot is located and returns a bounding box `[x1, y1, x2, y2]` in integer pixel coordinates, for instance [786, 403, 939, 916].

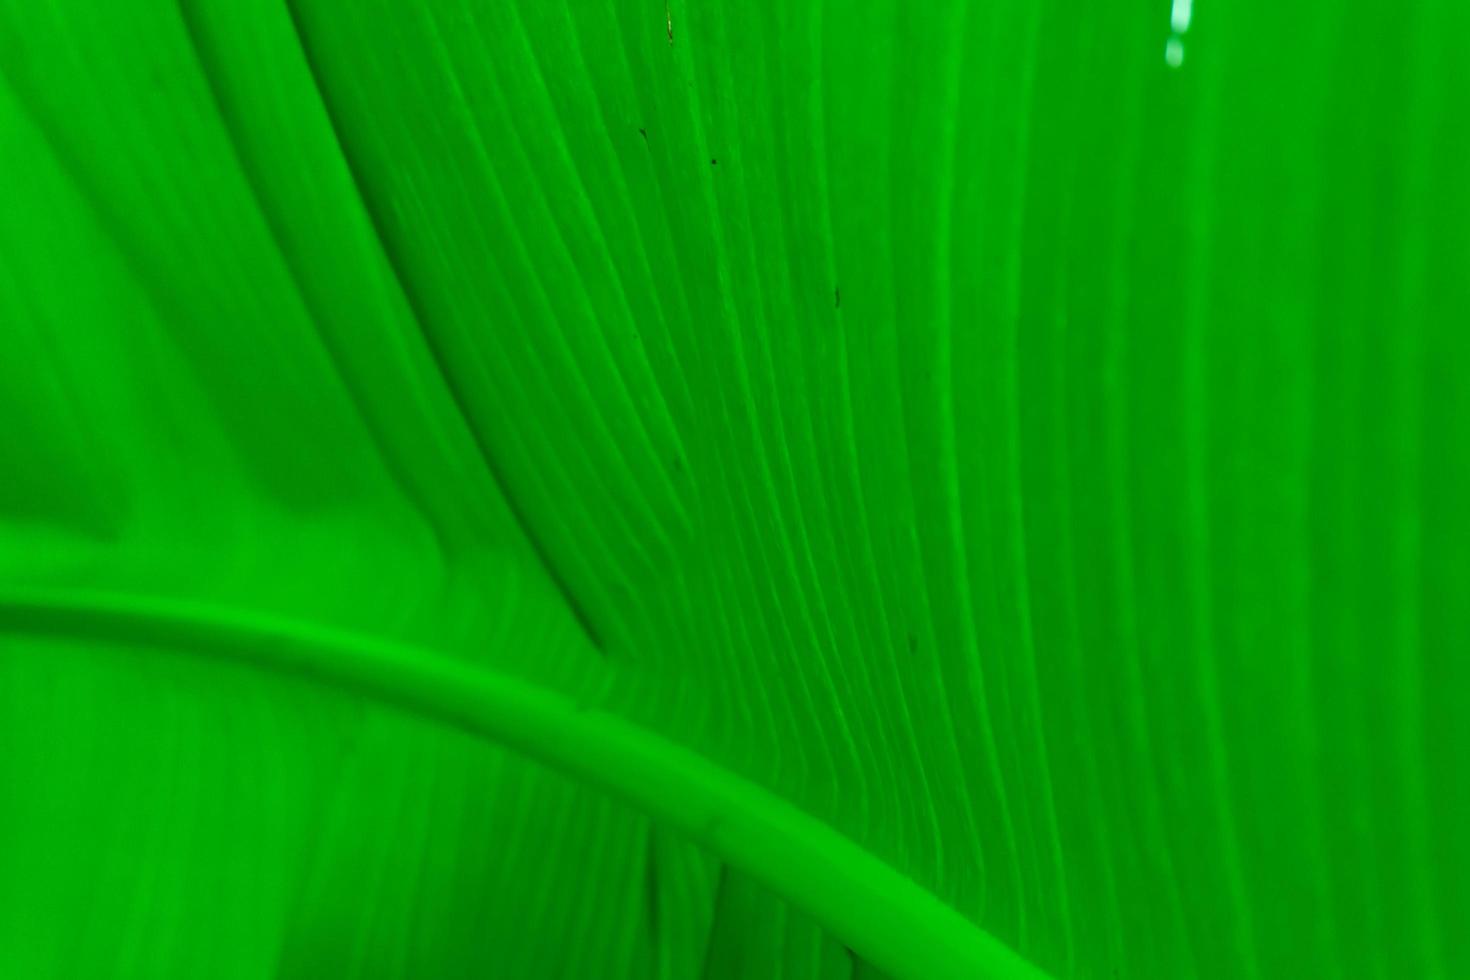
[672, 455, 684, 473]
[907, 632, 917, 654]
[710, 158, 717, 165]
[639, 127, 647, 140]
[835, 286, 841, 308]
[843, 945, 857, 963]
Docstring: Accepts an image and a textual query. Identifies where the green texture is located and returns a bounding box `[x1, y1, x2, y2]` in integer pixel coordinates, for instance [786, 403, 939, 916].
[0, 0, 1466, 978]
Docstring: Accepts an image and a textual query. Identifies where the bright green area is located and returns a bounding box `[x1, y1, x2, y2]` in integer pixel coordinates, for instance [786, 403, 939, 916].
[1, 1, 1466, 978]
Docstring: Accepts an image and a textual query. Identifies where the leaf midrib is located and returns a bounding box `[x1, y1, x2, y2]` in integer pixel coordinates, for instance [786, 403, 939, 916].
[0, 586, 1049, 980]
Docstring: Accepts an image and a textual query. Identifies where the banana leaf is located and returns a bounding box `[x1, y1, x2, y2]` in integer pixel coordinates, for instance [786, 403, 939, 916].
[1, 0, 1466, 977]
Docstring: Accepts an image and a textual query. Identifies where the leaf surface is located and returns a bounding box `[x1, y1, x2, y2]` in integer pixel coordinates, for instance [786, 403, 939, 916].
[1, 0, 1467, 978]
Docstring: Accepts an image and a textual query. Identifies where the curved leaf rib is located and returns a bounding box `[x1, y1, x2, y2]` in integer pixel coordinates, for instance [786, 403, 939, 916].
[0, 586, 1049, 980]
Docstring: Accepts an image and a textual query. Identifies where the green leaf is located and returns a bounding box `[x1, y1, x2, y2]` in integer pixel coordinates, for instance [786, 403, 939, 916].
[2, 0, 1467, 978]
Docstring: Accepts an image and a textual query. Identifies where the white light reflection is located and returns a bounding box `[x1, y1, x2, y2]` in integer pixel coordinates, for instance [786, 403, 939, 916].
[1170, 0, 1193, 34]
[1165, 0, 1192, 68]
